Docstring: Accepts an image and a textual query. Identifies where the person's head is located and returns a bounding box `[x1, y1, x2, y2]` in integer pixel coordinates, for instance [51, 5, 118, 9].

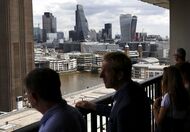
[100, 52, 132, 90]
[24, 68, 62, 110]
[162, 66, 189, 109]
[164, 66, 184, 94]
[174, 48, 186, 64]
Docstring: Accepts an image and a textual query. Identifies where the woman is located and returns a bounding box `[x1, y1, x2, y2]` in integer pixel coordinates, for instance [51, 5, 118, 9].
[153, 66, 189, 132]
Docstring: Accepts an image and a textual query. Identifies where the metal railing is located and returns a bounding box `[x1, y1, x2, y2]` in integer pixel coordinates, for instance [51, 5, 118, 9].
[14, 75, 162, 132]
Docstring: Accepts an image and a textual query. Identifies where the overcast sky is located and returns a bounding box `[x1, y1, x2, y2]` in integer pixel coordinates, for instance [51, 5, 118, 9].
[32, 0, 169, 39]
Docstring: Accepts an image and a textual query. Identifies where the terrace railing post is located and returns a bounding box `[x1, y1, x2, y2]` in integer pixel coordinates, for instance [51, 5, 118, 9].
[91, 113, 97, 132]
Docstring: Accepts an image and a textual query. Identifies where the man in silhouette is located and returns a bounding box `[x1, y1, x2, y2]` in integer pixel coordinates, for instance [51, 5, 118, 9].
[25, 68, 85, 132]
[76, 52, 150, 132]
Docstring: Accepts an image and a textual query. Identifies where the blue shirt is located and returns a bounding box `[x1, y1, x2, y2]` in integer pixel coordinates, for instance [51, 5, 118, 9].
[39, 100, 85, 132]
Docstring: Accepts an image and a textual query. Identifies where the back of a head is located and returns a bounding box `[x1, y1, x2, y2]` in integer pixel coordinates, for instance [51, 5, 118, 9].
[25, 68, 62, 102]
[176, 48, 186, 61]
[103, 51, 132, 80]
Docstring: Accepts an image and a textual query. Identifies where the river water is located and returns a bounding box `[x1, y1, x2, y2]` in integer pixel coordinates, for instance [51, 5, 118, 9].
[59, 71, 103, 95]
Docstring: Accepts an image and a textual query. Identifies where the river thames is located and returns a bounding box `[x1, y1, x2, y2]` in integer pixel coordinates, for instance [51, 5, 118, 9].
[59, 71, 103, 95]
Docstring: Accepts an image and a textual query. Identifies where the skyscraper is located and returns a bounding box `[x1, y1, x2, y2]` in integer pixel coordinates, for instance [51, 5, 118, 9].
[0, 0, 34, 111]
[105, 23, 112, 40]
[131, 16, 137, 41]
[42, 12, 57, 42]
[75, 4, 89, 41]
[120, 14, 137, 44]
[33, 27, 42, 42]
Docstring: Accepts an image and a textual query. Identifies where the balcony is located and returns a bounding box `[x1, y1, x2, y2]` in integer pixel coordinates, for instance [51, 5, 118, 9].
[14, 75, 162, 132]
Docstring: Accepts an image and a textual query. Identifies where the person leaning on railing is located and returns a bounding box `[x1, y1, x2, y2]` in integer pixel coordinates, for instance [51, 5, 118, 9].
[76, 51, 151, 132]
[153, 66, 189, 132]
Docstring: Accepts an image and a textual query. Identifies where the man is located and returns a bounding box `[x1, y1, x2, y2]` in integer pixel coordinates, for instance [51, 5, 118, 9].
[174, 48, 186, 64]
[25, 68, 86, 132]
[76, 52, 150, 132]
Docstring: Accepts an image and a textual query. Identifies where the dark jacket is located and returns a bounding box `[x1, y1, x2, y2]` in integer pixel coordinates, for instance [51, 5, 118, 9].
[96, 81, 151, 132]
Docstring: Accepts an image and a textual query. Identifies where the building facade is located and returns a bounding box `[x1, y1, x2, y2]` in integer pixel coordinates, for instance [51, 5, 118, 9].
[75, 4, 89, 41]
[131, 16, 137, 41]
[120, 14, 137, 44]
[42, 12, 57, 42]
[104, 23, 112, 40]
[0, 0, 34, 111]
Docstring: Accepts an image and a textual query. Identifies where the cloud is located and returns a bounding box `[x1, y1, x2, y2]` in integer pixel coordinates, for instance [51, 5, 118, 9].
[33, 0, 169, 38]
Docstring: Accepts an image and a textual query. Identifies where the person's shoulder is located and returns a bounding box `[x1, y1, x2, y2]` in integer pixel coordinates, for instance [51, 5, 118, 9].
[128, 80, 142, 88]
[128, 81, 144, 93]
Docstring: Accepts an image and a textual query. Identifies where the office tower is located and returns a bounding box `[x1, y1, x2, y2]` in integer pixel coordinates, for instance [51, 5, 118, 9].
[0, 0, 34, 111]
[42, 12, 57, 42]
[33, 27, 42, 42]
[105, 23, 112, 40]
[120, 14, 137, 44]
[102, 29, 106, 41]
[75, 4, 89, 41]
[69, 30, 77, 41]
[131, 16, 137, 41]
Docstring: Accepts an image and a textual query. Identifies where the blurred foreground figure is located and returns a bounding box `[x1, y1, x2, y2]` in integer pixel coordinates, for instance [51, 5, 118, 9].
[25, 68, 85, 132]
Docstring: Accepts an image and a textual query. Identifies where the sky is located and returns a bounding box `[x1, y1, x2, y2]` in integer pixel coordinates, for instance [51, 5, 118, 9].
[32, 0, 169, 39]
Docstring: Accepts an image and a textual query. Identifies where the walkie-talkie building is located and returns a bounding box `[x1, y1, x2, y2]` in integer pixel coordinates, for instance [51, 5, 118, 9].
[75, 4, 89, 41]
[120, 14, 137, 44]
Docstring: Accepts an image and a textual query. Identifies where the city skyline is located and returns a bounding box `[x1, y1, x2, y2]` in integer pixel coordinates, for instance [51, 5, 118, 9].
[33, 0, 169, 38]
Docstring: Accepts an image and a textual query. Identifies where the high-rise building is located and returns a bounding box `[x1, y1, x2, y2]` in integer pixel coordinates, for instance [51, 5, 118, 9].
[42, 12, 57, 42]
[33, 27, 42, 42]
[120, 14, 137, 44]
[69, 30, 77, 41]
[120, 14, 132, 43]
[104, 23, 112, 40]
[0, 0, 34, 111]
[131, 16, 137, 41]
[75, 4, 89, 41]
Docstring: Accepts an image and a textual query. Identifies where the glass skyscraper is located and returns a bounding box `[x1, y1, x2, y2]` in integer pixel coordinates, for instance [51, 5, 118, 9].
[75, 4, 89, 41]
[120, 14, 137, 44]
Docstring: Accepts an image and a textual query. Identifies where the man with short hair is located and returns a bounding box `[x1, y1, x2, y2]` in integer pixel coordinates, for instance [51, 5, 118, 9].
[76, 52, 150, 132]
[25, 68, 85, 132]
[174, 48, 186, 64]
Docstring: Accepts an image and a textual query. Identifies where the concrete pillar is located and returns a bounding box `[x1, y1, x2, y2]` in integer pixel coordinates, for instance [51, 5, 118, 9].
[0, 0, 34, 111]
[170, 0, 190, 64]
